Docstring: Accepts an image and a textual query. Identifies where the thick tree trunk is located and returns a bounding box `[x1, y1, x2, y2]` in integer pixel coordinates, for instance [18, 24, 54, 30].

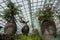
[4, 22, 17, 35]
[41, 20, 57, 38]
[21, 24, 29, 35]
[4, 15, 17, 35]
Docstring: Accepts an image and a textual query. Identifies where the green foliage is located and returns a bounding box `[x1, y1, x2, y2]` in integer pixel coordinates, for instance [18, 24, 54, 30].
[7, 2, 19, 15]
[2, 9, 11, 21]
[31, 35, 43, 40]
[14, 34, 44, 40]
[35, 4, 54, 22]
[13, 29, 44, 40]
[2, 2, 21, 21]
[31, 29, 44, 40]
[20, 35, 32, 40]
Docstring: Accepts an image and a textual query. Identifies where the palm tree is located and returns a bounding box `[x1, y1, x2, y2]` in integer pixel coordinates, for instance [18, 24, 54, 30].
[2, 1, 20, 35]
[35, 4, 57, 38]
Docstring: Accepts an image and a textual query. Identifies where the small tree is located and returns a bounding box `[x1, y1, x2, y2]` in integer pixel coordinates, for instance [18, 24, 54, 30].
[20, 19, 29, 35]
[2, 1, 22, 35]
[35, 4, 57, 38]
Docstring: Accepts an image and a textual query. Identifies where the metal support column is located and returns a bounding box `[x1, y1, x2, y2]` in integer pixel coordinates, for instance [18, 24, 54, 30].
[27, 0, 34, 29]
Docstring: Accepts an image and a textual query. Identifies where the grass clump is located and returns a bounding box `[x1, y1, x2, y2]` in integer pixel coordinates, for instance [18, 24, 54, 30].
[14, 34, 44, 40]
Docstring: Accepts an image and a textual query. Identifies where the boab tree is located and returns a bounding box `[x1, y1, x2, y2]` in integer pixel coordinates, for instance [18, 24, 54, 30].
[35, 4, 57, 38]
[20, 19, 29, 35]
[2, 1, 21, 35]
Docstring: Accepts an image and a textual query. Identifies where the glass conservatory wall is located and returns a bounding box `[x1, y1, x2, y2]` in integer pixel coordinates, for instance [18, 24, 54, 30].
[0, 0, 60, 34]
